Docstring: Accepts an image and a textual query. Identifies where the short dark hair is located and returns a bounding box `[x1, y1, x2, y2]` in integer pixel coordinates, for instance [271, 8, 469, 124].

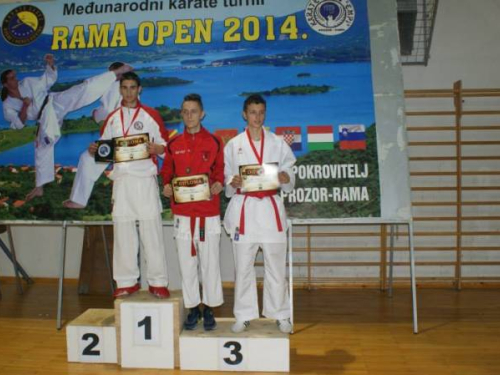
[120, 71, 141, 86]
[1, 69, 14, 102]
[108, 62, 124, 71]
[243, 94, 266, 111]
[183, 93, 203, 110]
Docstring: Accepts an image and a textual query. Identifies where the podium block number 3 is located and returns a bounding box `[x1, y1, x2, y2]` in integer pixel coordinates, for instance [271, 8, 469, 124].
[78, 327, 103, 362]
[219, 339, 247, 370]
[134, 308, 161, 346]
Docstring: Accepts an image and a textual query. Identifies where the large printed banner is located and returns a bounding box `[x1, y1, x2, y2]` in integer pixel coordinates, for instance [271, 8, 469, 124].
[0, 0, 380, 221]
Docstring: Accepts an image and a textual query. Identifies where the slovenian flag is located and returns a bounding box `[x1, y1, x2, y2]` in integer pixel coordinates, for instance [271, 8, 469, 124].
[276, 126, 302, 151]
[214, 129, 238, 145]
[339, 125, 366, 150]
[307, 125, 334, 151]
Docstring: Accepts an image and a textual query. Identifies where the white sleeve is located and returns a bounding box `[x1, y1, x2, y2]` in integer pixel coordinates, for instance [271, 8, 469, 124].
[279, 140, 296, 193]
[40, 65, 58, 91]
[3, 103, 24, 130]
[224, 141, 237, 198]
[100, 121, 113, 141]
[93, 82, 120, 123]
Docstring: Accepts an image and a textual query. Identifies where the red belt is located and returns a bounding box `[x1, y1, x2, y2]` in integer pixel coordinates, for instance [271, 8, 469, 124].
[189, 216, 205, 257]
[238, 190, 283, 235]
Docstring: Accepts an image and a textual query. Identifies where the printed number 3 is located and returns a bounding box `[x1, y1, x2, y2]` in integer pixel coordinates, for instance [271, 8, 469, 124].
[223, 341, 243, 365]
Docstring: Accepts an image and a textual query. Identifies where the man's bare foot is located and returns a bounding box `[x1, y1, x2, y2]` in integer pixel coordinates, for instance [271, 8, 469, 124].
[62, 200, 85, 209]
[113, 64, 133, 79]
[25, 186, 43, 201]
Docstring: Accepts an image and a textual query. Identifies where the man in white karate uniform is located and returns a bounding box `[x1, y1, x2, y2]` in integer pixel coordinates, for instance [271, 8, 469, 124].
[1, 55, 131, 201]
[88, 71, 170, 298]
[224, 94, 296, 333]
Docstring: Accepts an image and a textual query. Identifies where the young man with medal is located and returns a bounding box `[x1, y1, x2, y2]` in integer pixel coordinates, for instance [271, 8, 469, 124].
[88, 72, 170, 299]
[162, 94, 224, 331]
[223, 94, 296, 334]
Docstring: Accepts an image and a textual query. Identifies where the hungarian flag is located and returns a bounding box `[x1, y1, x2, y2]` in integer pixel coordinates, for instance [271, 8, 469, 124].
[339, 125, 366, 150]
[214, 129, 238, 145]
[276, 126, 302, 151]
[307, 125, 334, 151]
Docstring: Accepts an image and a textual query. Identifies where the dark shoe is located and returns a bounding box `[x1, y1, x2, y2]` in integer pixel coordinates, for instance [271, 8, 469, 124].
[148, 285, 170, 299]
[184, 307, 201, 330]
[203, 306, 217, 331]
[113, 283, 140, 298]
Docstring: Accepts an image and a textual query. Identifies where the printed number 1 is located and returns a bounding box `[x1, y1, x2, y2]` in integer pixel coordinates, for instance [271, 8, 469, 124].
[138, 316, 152, 340]
[223, 341, 243, 365]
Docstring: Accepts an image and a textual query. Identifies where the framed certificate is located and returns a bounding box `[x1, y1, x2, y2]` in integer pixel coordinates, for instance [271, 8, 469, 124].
[240, 163, 279, 193]
[113, 133, 150, 163]
[172, 174, 210, 203]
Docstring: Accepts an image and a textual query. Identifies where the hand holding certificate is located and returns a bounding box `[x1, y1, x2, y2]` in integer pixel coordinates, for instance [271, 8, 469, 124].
[95, 133, 150, 163]
[172, 174, 211, 203]
[240, 162, 280, 193]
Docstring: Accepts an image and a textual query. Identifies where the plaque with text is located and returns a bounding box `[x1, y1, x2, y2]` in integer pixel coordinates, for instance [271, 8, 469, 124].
[172, 174, 210, 203]
[95, 140, 114, 163]
[240, 163, 279, 193]
[114, 133, 150, 163]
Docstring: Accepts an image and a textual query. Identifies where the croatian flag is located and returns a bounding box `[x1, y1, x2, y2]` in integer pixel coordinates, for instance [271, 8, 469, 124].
[214, 129, 238, 145]
[276, 126, 302, 151]
[307, 125, 334, 151]
[339, 125, 366, 150]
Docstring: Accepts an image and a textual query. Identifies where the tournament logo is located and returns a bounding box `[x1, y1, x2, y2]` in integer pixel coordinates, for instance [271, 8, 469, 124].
[97, 143, 112, 158]
[2, 5, 45, 46]
[305, 0, 355, 36]
[133, 121, 144, 130]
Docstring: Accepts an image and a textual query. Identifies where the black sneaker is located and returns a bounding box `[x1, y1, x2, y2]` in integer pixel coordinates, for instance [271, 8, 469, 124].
[184, 307, 201, 330]
[203, 306, 217, 331]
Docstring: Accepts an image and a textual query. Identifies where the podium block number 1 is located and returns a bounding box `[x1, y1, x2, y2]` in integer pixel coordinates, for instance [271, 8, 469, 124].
[78, 327, 103, 362]
[134, 308, 160, 346]
[219, 339, 247, 370]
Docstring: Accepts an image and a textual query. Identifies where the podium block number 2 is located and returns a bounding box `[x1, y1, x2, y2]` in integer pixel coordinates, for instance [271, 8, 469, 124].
[219, 339, 247, 370]
[78, 327, 103, 362]
[134, 308, 161, 346]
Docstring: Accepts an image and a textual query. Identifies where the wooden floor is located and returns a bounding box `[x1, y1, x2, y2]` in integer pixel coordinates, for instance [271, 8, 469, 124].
[1, 283, 500, 375]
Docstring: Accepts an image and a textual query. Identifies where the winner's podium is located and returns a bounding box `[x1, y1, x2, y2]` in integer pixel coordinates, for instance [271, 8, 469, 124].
[180, 318, 290, 372]
[114, 290, 184, 368]
[66, 291, 290, 372]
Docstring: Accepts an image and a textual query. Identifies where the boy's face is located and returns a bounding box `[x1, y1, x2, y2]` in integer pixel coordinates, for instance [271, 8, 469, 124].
[181, 100, 204, 132]
[243, 103, 266, 130]
[120, 79, 141, 107]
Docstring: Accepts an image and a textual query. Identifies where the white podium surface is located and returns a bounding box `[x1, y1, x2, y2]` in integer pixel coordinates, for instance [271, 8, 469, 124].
[114, 290, 184, 369]
[66, 308, 117, 364]
[180, 318, 290, 372]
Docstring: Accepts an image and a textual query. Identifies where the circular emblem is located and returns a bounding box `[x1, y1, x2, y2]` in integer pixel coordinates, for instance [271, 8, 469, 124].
[133, 121, 144, 130]
[305, 0, 355, 36]
[2, 5, 45, 46]
[97, 143, 112, 158]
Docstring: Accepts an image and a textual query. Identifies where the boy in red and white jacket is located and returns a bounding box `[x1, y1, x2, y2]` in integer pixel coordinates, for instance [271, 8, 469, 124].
[162, 93, 224, 330]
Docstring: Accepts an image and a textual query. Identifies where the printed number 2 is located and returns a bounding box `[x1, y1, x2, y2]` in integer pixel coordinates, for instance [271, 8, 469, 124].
[138, 316, 152, 340]
[223, 341, 243, 365]
[82, 333, 100, 356]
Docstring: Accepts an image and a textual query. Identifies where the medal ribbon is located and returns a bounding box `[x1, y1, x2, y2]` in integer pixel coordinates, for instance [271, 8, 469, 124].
[238, 128, 283, 235]
[246, 128, 265, 165]
[183, 130, 203, 174]
[120, 105, 141, 137]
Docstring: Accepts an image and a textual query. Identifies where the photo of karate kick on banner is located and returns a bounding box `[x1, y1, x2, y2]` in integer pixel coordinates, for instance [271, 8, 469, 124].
[0, 0, 380, 222]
